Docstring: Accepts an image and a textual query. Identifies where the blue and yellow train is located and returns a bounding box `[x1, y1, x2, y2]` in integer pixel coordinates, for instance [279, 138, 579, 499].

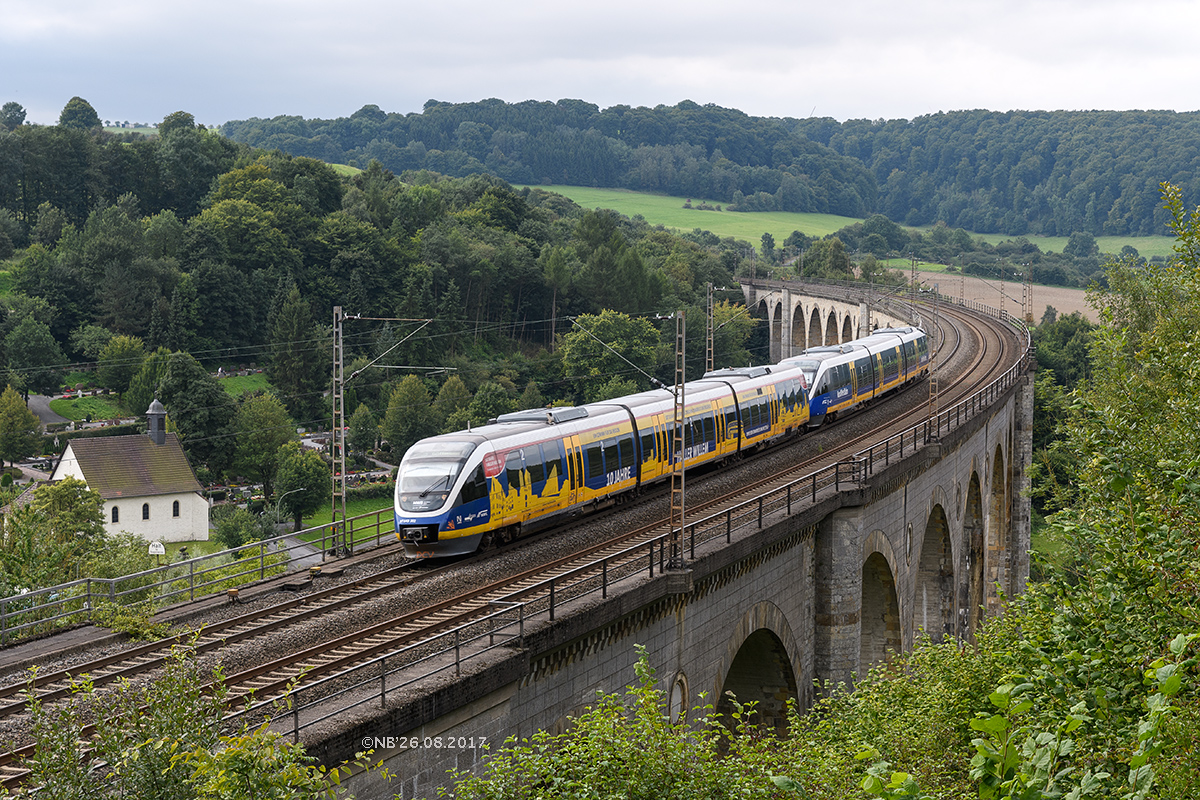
[779, 326, 930, 426]
[394, 326, 928, 557]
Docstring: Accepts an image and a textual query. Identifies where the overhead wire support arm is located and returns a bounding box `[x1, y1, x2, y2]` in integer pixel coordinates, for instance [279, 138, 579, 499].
[332, 309, 439, 557]
[346, 318, 435, 383]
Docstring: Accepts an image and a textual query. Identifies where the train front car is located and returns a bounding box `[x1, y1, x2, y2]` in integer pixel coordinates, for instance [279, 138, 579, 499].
[394, 436, 493, 558]
[781, 345, 861, 427]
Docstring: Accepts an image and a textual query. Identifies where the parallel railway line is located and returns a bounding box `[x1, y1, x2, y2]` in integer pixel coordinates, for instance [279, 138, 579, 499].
[0, 297, 1027, 787]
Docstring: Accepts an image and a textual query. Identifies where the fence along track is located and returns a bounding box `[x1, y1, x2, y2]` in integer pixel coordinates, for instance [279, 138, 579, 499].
[0, 295, 1029, 787]
[250, 298, 1029, 745]
[0, 507, 401, 647]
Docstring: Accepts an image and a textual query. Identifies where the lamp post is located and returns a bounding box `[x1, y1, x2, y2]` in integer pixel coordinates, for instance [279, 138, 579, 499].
[273, 487, 307, 529]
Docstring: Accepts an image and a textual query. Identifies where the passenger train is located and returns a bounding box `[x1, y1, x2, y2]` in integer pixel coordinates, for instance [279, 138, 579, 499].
[394, 326, 929, 557]
[779, 326, 931, 426]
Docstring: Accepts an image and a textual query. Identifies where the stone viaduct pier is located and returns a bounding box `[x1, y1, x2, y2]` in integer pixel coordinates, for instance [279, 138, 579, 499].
[314, 283, 1033, 800]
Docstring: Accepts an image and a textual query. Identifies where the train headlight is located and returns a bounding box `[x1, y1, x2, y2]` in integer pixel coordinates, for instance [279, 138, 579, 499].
[400, 526, 437, 543]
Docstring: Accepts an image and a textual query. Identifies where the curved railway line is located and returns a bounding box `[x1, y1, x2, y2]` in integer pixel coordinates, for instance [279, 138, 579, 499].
[0, 297, 1028, 788]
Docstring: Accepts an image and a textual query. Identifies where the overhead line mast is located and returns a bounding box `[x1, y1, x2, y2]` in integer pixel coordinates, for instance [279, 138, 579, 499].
[331, 307, 436, 558]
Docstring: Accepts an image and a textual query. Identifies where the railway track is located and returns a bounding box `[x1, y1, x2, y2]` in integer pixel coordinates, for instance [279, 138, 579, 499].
[0, 299, 1027, 787]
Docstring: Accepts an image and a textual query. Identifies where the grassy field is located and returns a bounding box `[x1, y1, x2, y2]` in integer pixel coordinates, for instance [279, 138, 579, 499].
[528, 185, 1177, 259]
[528, 185, 862, 241]
[49, 393, 127, 421]
[216, 371, 272, 397]
[102, 126, 156, 137]
[298, 496, 395, 540]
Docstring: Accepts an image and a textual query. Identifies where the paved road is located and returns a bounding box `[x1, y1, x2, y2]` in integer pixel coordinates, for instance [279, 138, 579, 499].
[27, 394, 68, 425]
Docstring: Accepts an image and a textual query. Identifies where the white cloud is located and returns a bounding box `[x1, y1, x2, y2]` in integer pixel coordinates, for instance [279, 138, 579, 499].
[3, 0, 1199, 126]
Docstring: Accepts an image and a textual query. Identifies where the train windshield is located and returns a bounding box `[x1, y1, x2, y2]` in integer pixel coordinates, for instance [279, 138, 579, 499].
[397, 441, 477, 512]
[790, 359, 821, 390]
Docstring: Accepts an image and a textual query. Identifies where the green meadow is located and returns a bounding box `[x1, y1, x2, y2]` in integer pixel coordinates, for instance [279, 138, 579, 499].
[527, 185, 1176, 259]
[48, 393, 127, 421]
[527, 185, 861, 242]
[217, 371, 272, 397]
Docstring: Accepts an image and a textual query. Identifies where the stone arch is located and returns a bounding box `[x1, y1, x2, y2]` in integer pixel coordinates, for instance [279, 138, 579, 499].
[962, 472, 985, 640]
[808, 308, 821, 349]
[861, 530, 901, 670]
[915, 504, 954, 642]
[989, 443, 1009, 607]
[770, 301, 783, 362]
[824, 312, 838, 345]
[791, 303, 806, 354]
[715, 601, 802, 736]
[841, 315, 854, 343]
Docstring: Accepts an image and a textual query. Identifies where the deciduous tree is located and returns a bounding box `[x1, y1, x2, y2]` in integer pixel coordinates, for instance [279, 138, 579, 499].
[268, 286, 327, 426]
[58, 96, 101, 130]
[560, 310, 658, 403]
[380, 375, 437, 457]
[96, 334, 146, 396]
[156, 351, 238, 475]
[231, 393, 297, 498]
[5, 316, 66, 399]
[0, 386, 40, 468]
[273, 441, 329, 530]
[0, 101, 25, 131]
[347, 402, 376, 455]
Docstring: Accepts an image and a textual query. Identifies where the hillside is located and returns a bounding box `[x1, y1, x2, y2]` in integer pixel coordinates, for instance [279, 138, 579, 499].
[223, 101, 1200, 238]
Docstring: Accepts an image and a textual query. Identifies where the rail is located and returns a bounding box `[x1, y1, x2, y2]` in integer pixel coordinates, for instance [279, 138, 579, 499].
[0, 506, 398, 645]
[261, 303, 1033, 743]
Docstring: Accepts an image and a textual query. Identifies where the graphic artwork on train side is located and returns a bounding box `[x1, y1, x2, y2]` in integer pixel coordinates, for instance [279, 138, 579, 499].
[394, 327, 929, 557]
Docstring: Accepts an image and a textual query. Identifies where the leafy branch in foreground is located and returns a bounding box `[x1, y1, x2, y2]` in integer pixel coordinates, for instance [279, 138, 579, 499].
[445, 645, 802, 799]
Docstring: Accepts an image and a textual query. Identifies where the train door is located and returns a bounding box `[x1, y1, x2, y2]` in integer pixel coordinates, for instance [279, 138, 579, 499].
[638, 421, 655, 484]
[566, 436, 582, 506]
[522, 443, 551, 521]
[501, 448, 526, 522]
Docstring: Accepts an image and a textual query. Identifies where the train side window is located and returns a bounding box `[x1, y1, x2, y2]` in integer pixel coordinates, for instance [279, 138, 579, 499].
[640, 430, 655, 462]
[586, 445, 604, 479]
[703, 414, 715, 443]
[529, 445, 547, 485]
[619, 436, 636, 469]
[603, 440, 619, 473]
[459, 465, 488, 504]
[505, 450, 524, 489]
[574, 450, 584, 486]
[544, 442, 564, 486]
[726, 408, 738, 437]
[855, 359, 871, 389]
[837, 363, 852, 390]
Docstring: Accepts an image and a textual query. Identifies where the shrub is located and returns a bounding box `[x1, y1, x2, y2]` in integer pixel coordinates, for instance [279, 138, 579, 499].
[90, 601, 171, 641]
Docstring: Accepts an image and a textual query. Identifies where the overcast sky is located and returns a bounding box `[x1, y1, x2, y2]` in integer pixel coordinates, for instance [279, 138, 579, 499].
[4, 0, 1197, 128]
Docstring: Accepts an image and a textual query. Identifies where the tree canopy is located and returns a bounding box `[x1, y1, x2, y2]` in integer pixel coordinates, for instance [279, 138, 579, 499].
[224, 101, 1200, 236]
[58, 96, 101, 130]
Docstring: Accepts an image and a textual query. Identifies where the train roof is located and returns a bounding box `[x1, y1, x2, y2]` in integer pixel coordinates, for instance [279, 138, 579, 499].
[701, 366, 774, 379]
[495, 406, 591, 425]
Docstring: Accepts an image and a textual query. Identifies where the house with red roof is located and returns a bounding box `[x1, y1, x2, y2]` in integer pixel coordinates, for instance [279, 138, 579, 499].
[49, 400, 210, 542]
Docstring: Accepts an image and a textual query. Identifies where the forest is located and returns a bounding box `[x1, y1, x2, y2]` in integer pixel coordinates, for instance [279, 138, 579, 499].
[4, 100, 1200, 800]
[221, 100, 1200, 237]
[0, 98, 1135, 491]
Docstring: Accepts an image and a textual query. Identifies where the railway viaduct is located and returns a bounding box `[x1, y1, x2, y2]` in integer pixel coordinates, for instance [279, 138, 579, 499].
[323, 282, 1033, 800]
